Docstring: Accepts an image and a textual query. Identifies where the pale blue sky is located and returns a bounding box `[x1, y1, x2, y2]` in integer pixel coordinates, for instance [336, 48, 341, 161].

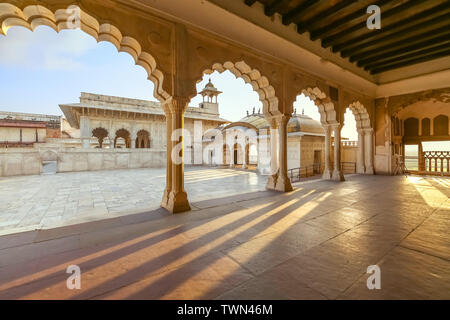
[0, 26, 361, 138]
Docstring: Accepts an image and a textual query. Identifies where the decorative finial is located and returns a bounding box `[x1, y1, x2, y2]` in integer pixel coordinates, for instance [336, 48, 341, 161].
[247, 110, 249, 116]
[253, 107, 255, 114]
[302, 108, 305, 115]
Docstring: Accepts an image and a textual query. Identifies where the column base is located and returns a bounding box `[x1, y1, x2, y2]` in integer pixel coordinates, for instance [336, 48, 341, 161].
[166, 190, 191, 213]
[266, 174, 278, 190]
[242, 164, 248, 169]
[160, 188, 170, 208]
[332, 170, 345, 181]
[322, 168, 332, 180]
[365, 166, 374, 175]
[357, 166, 366, 174]
[274, 175, 293, 192]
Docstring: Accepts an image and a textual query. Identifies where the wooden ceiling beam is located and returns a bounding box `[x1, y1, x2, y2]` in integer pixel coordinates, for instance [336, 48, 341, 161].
[322, 0, 429, 48]
[357, 35, 450, 67]
[371, 49, 450, 74]
[296, 0, 355, 34]
[281, 0, 320, 25]
[342, 14, 450, 58]
[365, 43, 450, 71]
[332, 3, 450, 53]
[309, 0, 394, 41]
[348, 25, 450, 62]
[264, 0, 291, 17]
[244, 0, 258, 6]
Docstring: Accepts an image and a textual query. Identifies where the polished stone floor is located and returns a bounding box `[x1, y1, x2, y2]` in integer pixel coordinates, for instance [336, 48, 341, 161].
[0, 167, 267, 234]
[0, 174, 448, 299]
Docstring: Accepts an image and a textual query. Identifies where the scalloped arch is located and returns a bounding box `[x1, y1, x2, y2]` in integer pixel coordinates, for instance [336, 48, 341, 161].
[301, 87, 337, 125]
[0, 3, 169, 102]
[348, 101, 371, 130]
[199, 61, 278, 117]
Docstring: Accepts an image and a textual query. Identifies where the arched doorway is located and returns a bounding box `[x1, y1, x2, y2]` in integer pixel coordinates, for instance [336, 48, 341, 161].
[136, 130, 150, 149]
[293, 89, 340, 181]
[347, 101, 374, 175]
[92, 127, 108, 149]
[114, 129, 131, 148]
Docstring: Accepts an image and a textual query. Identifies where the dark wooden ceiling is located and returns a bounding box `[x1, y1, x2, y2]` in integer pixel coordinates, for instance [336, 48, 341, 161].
[244, 0, 450, 74]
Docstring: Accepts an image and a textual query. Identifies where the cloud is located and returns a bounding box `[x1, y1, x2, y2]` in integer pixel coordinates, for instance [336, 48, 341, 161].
[0, 26, 96, 71]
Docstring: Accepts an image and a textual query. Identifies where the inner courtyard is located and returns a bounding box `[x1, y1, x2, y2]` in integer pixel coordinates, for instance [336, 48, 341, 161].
[0, 0, 449, 302]
[0, 166, 269, 234]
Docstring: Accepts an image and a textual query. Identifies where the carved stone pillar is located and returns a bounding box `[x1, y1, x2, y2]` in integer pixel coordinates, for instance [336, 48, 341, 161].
[269, 115, 293, 192]
[242, 145, 248, 169]
[266, 119, 278, 189]
[331, 124, 345, 181]
[80, 116, 91, 149]
[161, 103, 173, 209]
[230, 143, 235, 168]
[365, 128, 374, 174]
[131, 134, 137, 149]
[322, 125, 332, 179]
[166, 97, 191, 213]
[357, 129, 366, 174]
[418, 142, 425, 172]
[108, 135, 114, 149]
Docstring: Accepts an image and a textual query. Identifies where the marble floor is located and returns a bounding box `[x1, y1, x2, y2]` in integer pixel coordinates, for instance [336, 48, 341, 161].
[0, 167, 268, 234]
[0, 174, 448, 299]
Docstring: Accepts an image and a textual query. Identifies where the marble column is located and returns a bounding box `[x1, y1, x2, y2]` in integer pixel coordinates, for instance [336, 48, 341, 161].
[242, 145, 248, 169]
[331, 124, 345, 181]
[131, 135, 137, 149]
[365, 128, 374, 174]
[357, 129, 366, 174]
[161, 105, 172, 208]
[230, 143, 235, 168]
[166, 97, 191, 213]
[322, 125, 332, 179]
[418, 142, 425, 172]
[80, 116, 91, 149]
[266, 119, 278, 189]
[273, 115, 293, 192]
[109, 135, 114, 149]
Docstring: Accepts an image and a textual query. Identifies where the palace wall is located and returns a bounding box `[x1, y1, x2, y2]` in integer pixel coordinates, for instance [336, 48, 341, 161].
[0, 149, 42, 176]
[57, 149, 166, 173]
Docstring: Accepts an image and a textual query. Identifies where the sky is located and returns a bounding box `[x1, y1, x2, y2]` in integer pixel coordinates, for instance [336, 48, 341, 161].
[0, 26, 360, 139]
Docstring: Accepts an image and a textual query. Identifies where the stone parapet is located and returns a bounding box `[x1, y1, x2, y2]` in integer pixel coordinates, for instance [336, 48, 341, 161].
[0, 149, 42, 177]
[56, 149, 166, 173]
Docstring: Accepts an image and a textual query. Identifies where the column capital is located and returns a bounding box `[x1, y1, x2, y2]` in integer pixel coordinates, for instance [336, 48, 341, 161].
[357, 128, 366, 135]
[164, 96, 190, 114]
[363, 128, 374, 134]
[330, 123, 341, 131]
[275, 114, 291, 126]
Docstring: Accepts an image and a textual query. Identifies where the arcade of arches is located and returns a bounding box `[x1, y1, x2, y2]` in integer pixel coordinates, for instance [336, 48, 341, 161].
[0, 0, 449, 301]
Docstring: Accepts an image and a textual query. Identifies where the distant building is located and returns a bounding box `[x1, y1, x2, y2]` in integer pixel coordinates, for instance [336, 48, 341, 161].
[204, 108, 326, 174]
[0, 111, 61, 148]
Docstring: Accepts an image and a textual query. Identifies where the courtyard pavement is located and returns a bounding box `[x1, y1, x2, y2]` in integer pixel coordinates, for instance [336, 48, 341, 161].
[0, 167, 267, 234]
[0, 174, 448, 299]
